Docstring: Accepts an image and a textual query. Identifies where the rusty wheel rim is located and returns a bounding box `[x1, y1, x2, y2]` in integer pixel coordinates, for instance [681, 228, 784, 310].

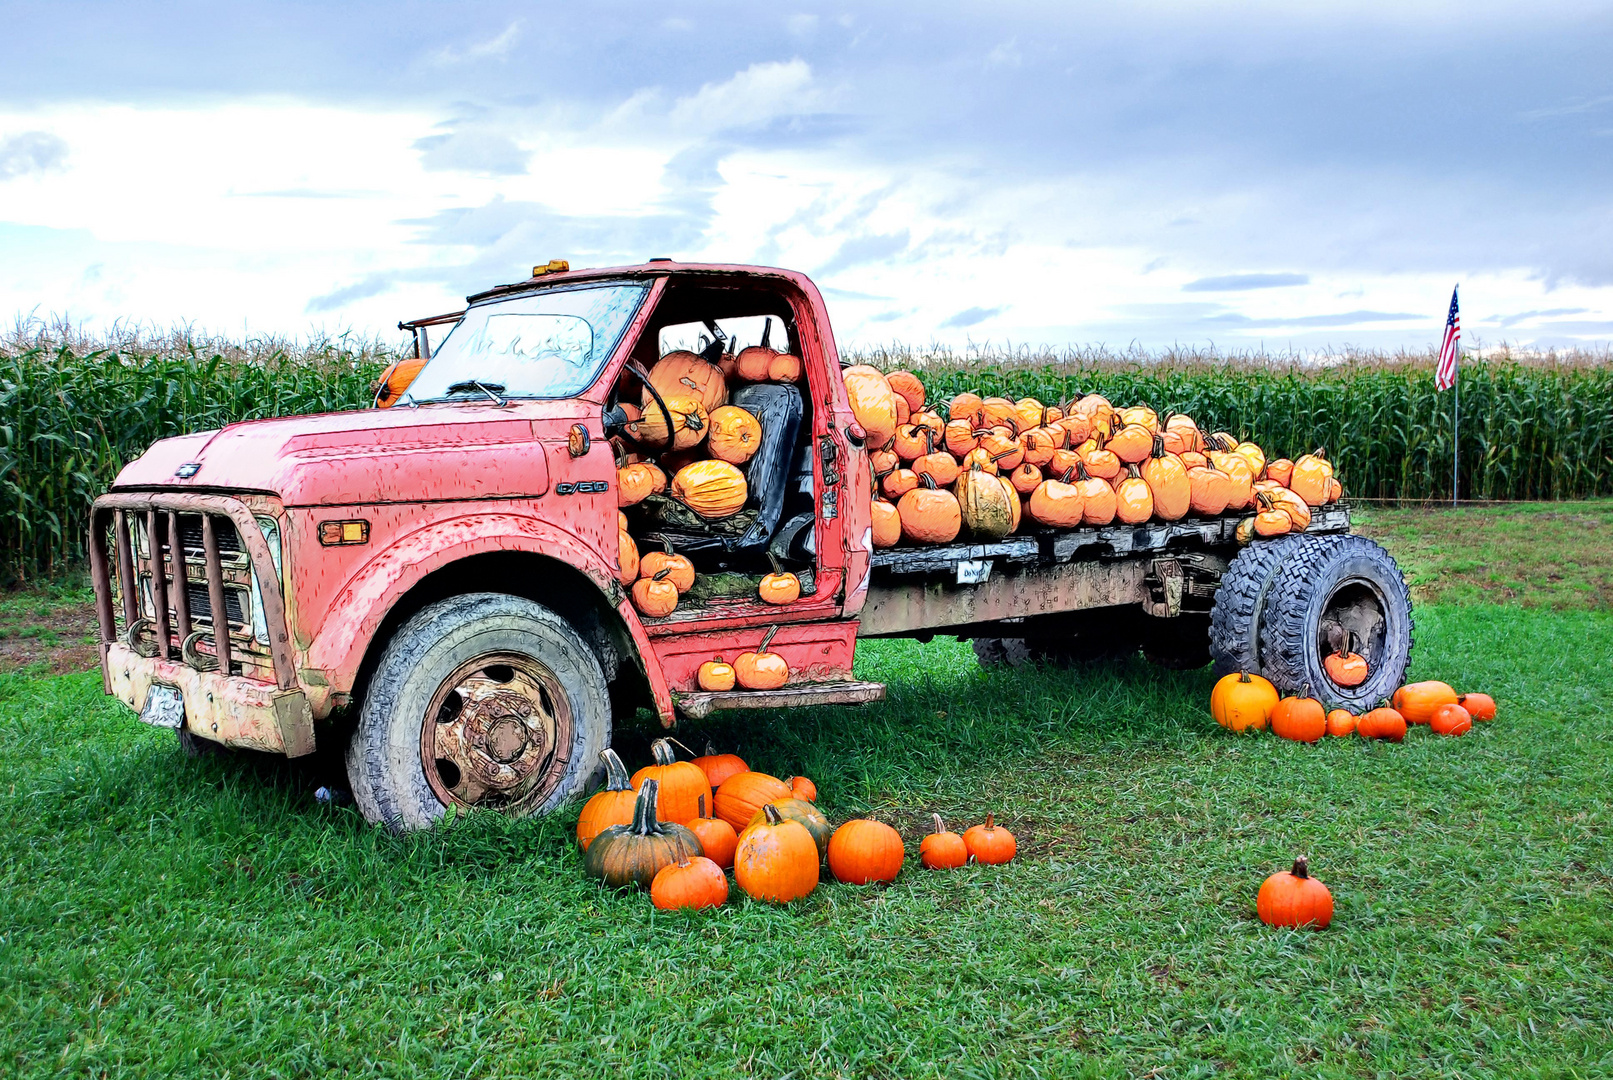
[419, 651, 574, 815]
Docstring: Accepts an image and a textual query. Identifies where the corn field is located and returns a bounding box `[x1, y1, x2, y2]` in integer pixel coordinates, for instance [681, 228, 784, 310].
[3, 326, 1611, 581]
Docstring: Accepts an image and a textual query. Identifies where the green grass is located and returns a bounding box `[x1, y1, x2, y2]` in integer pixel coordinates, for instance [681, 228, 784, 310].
[4, 596, 1612, 1075]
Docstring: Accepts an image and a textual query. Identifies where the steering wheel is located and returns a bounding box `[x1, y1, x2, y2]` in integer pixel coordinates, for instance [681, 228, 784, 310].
[624, 358, 677, 453]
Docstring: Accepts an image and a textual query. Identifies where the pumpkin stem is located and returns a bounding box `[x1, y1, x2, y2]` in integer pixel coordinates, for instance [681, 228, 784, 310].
[649, 738, 679, 766]
[918, 473, 938, 490]
[984, 812, 995, 831]
[1151, 432, 1166, 459]
[760, 317, 772, 350]
[599, 748, 632, 792]
[1074, 461, 1092, 482]
[653, 567, 672, 581]
[1291, 855, 1310, 879]
[768, 552, 782, 575]
[930, 812, 947, 835]
[631, 779, 664, 836]
[762, 803, 784, 825]
[758, 625, 779, 652]
[1238, 672, 1252, 684]
[697, 793, 707, 819]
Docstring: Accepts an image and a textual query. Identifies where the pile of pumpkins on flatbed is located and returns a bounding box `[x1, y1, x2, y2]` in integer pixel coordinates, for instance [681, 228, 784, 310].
[577, 740, 1015, 911]
[838, 365, 1346, 549]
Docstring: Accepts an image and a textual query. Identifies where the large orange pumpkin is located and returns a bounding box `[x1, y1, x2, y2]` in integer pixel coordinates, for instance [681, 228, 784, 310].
[1270, 692, 1327, 743]
[1392, 680, 1458, 725]
[896, 479, 962, 544]
[643, 351, 728, 414]
[747, 797, 831, 861]
[1210, 672, 1279, 732]
[1187, 463, 1231, 517]
[1115, 465, 1154, 524]
[631, 738, 713, 825]
[827, 818, 905, 884]
[627, 394, 708, 451]
[1256, 856, 1333, 929]
[1108, 423, 1153, 464]
[706, 405, 762, 464]
[575, 748, 637, 851]
[871, 499, 902, 548]
[1028, 473, 1084, 527]
[1141, 435, 1191, 521]
[733, 804, 820, 903]
[842, 365, 899, 447]
[714, 770, 793, 831]
[886, 370, 926, 412]
[1289, 450, 1334, 507]
[650, 856, 728, 910]
[670, 460, 748, 519]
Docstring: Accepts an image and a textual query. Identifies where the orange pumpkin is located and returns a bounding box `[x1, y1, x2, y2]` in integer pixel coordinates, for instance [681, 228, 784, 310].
[1164, 413, 1203, 454]
[374, 355, 427, 408]
[1429, 703, 1473, 736]
[1081, 438, 1123, 481]
[944, 418, 982, 458]
[1028, 472, 1084, 527]
[827, 818, 905, 884]
[767, 351, 803, 383]
[960, 447, 1003, 475]
[1325, 708, 1357, 737]
[920, 813, 968, 870]
[897, 478, 962, 544]
[734, 625, 789, 690]
[1357, 704, 1408, 742]
[631, 570, 679, 618]
[948, 392, 984, 425]
[913, 447, 962, 488]
[643, 351, 728, 414]
[747, 798, 831, 861]
[1073, 462, 1117, 525]
[697, 657, 735, 691]
[882, 468, 919, 500]
[979, 397, 1018, 431]
[651, 855, 729, 910]
[1119, 405, 1159, 431]
[1265, 458, 1295, 486]
[1108, 423, 1153, 464]
[1270, 691, 1327, 743]
[733, 804, 820, 903]
[670, 459, 748, 519]
[1324, 632, 1369, 688]
[1115, 465, 1154, 524]
[962, 813, 1017, 864]
[1253, 494, 1293, 537]
[871, 500, 902, 548]
[893, 423, 934, 462]
[631, 738, 713, 825]
[640, 539, 695, 593]
[1265, 487, 1312, 531]
[1020, 426, 1059, 468]
[1289, 450, 1334, 507]
[1210, 671, 1279, 733]
[627, 394, 708, 451]
[869, 447, 899, 478]
[1140, 435, 1191, 521]
[887, 370, 926, 412]
[617, 529, 640, 587]
[735, 345, 776, 382]
[1187, 463, 1231, 517]
[1457, 692, 1496, 721]
[1328, 477, 1343, 502]
[713, 769, 793, 832]
[688, 794, 738, 870]
[788, 775, 817, 802]
[976, 429, 1023, 471]
[617, 462, 661, 507]
[575, 749, 637, 851]
[1009, 462, 1043, 496]
[759, 558, 801, 605]
[1256, 856, 1333, 929]
[706, 405, 762, 465]
[842, 365, 899, 447]
[691, 744, 749, 791]
[1392, 680, 1458, 724]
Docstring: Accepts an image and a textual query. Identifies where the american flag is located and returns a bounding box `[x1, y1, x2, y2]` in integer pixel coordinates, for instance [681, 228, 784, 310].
[1435, 285, 1460, 391]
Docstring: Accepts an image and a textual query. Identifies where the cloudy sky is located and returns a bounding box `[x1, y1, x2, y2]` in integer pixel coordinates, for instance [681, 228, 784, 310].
[2, 1, 1611, 351]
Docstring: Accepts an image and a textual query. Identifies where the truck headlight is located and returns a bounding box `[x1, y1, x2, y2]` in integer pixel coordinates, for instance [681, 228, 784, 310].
[249, 516, 284, 645]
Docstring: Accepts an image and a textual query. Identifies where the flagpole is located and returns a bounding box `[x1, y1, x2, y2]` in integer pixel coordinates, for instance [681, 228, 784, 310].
[1453, 360, 1459, 507]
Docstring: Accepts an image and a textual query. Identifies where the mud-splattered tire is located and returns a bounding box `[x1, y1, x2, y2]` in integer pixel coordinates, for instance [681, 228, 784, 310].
[1209, 534, 1344, 678]
[1257, 535, 1413, 708]
[346, 593, 610, 833]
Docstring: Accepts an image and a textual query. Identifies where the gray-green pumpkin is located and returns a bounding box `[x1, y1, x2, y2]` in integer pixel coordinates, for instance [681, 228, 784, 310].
[584, 779, 703, 889]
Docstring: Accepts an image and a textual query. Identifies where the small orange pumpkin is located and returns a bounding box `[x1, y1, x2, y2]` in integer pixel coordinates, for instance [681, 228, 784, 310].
[1265, 458, 1295, 486]
[1270, 690, 1327, 743]
[790, 775, 817, 802]
[1324, 631, 1369, 688]
[617, 462, 661, 507]
[706, 405, 763, 465]
[1457, 692, 1496, 721]
[1325, 708, 1357, 737]
[1009, 462, 1043, 497]
[882, 467, 920, 500]
[886, 370, 926, 412]
[1115, 465, 1154, 524]
[1073, 461, 1116, 525]
[767, 351, 802, 383]
[962, 813, 1016, 864]
[871, 499, 902, 548]
[1187, 463, 1231, 517]
[1257, 856, 1333, 929]
[734, 626, 789, 691]
[575, 748, 637, 851]
[827, 818, 905, 884]
[759, 557, 801, 606]
[920, 813, 968, 870]
[640, 538, 695, 593]
[913, 446, 962, 488]
[697, 657, 735, 691]
[631, 569, 679, 618]
[627, 394, 708, 451]
[617, 529, 640, 587]
[1429, 702, 1473, 736]
[688, 794, 738, 870]
[1028, 470, 1084, 527]
[651, 855, 729, 910]
[1140, 434, 1191, 521]
[690, 743, 749, 791]
[1357, 703, 1408, 742]
[735, 345, 776, 382]
[1108, 423, 1153, 464]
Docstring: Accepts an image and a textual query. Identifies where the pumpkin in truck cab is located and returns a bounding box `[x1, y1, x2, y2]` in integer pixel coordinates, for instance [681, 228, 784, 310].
[670, 460, 748, 519]
[642, 351, 728, 414]
[706, 404, 762, 464]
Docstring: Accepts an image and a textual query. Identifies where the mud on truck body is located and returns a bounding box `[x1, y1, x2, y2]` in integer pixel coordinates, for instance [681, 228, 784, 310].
[89, 261, 1414, 831]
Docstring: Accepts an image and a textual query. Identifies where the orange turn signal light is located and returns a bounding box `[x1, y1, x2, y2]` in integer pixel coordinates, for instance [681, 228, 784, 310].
[319, 520, 369, 546]
[568, 423, 591, 457]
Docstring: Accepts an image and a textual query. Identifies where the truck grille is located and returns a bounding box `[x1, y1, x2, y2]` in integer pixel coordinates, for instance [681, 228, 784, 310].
[88, 494, 296, 690]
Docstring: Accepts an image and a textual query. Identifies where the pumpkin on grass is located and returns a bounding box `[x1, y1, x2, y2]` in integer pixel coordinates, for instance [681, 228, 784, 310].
[1357, 703, 1408, 742]
[1458, 692, 1496, 721]
[735, 625, 789, 690]
[1270, 689, 1327, 743]
[748, 797, 831, 861]
[963, 813, 1016, 864]
[584, 780, 703, 890]
[733, 804, 820, 902]
[827, 818, 905, 884]
[920, 813, 968, 870]
[790, 776, 817, 802]
[713, 770, 794, 832]
[1429, 702, 1473, 736]
[1210, 672, 1279, 733]
[651, 856, 728, 911]
[576, 749, 637, 851]
[688, 794, 738, 870]
[1393, 680, 1459, 724]
[697, 657, 735, 691]
[1325, 708, 1358, 737]
[1256, 856, 1333, 929]
[691, 743, 748, 791]
[631, 738, 712, 825]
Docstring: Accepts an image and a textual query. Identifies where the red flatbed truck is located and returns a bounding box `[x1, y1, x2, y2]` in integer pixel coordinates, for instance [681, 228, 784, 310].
[88, 260, 1413, 831]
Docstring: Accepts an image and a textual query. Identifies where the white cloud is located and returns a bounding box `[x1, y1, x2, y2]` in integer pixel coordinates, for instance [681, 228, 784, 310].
[668, 60, 818, 133]
[429, 21, 521, 66]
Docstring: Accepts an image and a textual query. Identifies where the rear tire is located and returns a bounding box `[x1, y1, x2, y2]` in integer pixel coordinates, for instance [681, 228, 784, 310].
[346, 593, 610, 832]
[1257, 535, 1413, 708]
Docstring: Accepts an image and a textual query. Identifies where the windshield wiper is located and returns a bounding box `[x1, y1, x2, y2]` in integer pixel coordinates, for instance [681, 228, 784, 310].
[445, 380, 507, 406]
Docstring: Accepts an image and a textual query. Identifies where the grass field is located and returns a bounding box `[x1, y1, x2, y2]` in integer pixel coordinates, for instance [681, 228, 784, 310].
[2, 506, 1611, 1077]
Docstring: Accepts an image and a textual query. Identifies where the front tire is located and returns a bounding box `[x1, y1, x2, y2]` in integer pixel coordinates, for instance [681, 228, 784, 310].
[346, 593, 610, 832]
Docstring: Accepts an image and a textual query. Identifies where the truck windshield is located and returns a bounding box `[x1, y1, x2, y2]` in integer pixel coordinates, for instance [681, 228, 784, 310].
[405, 282, 649, 402]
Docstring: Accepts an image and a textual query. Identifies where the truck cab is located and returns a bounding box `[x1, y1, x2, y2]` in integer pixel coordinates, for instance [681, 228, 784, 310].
[90, 260, 1413, 832]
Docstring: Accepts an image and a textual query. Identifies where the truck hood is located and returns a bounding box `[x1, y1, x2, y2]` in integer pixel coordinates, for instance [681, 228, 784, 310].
[112, 401, 596, 506]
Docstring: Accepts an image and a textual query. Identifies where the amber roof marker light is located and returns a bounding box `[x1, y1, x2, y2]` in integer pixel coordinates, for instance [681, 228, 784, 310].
[532, 259, 570, 277]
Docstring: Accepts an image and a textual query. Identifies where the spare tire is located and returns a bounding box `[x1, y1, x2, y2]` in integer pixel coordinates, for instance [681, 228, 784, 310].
[1256, 534, 1413, 709]
[1210, 534, 1342, 678]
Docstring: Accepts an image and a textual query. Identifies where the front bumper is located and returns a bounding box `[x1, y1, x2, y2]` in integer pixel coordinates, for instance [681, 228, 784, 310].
[104, 642, 315, 755]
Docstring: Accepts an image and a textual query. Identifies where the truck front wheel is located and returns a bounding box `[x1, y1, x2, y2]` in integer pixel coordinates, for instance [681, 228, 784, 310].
[346, 593, 610, 832]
